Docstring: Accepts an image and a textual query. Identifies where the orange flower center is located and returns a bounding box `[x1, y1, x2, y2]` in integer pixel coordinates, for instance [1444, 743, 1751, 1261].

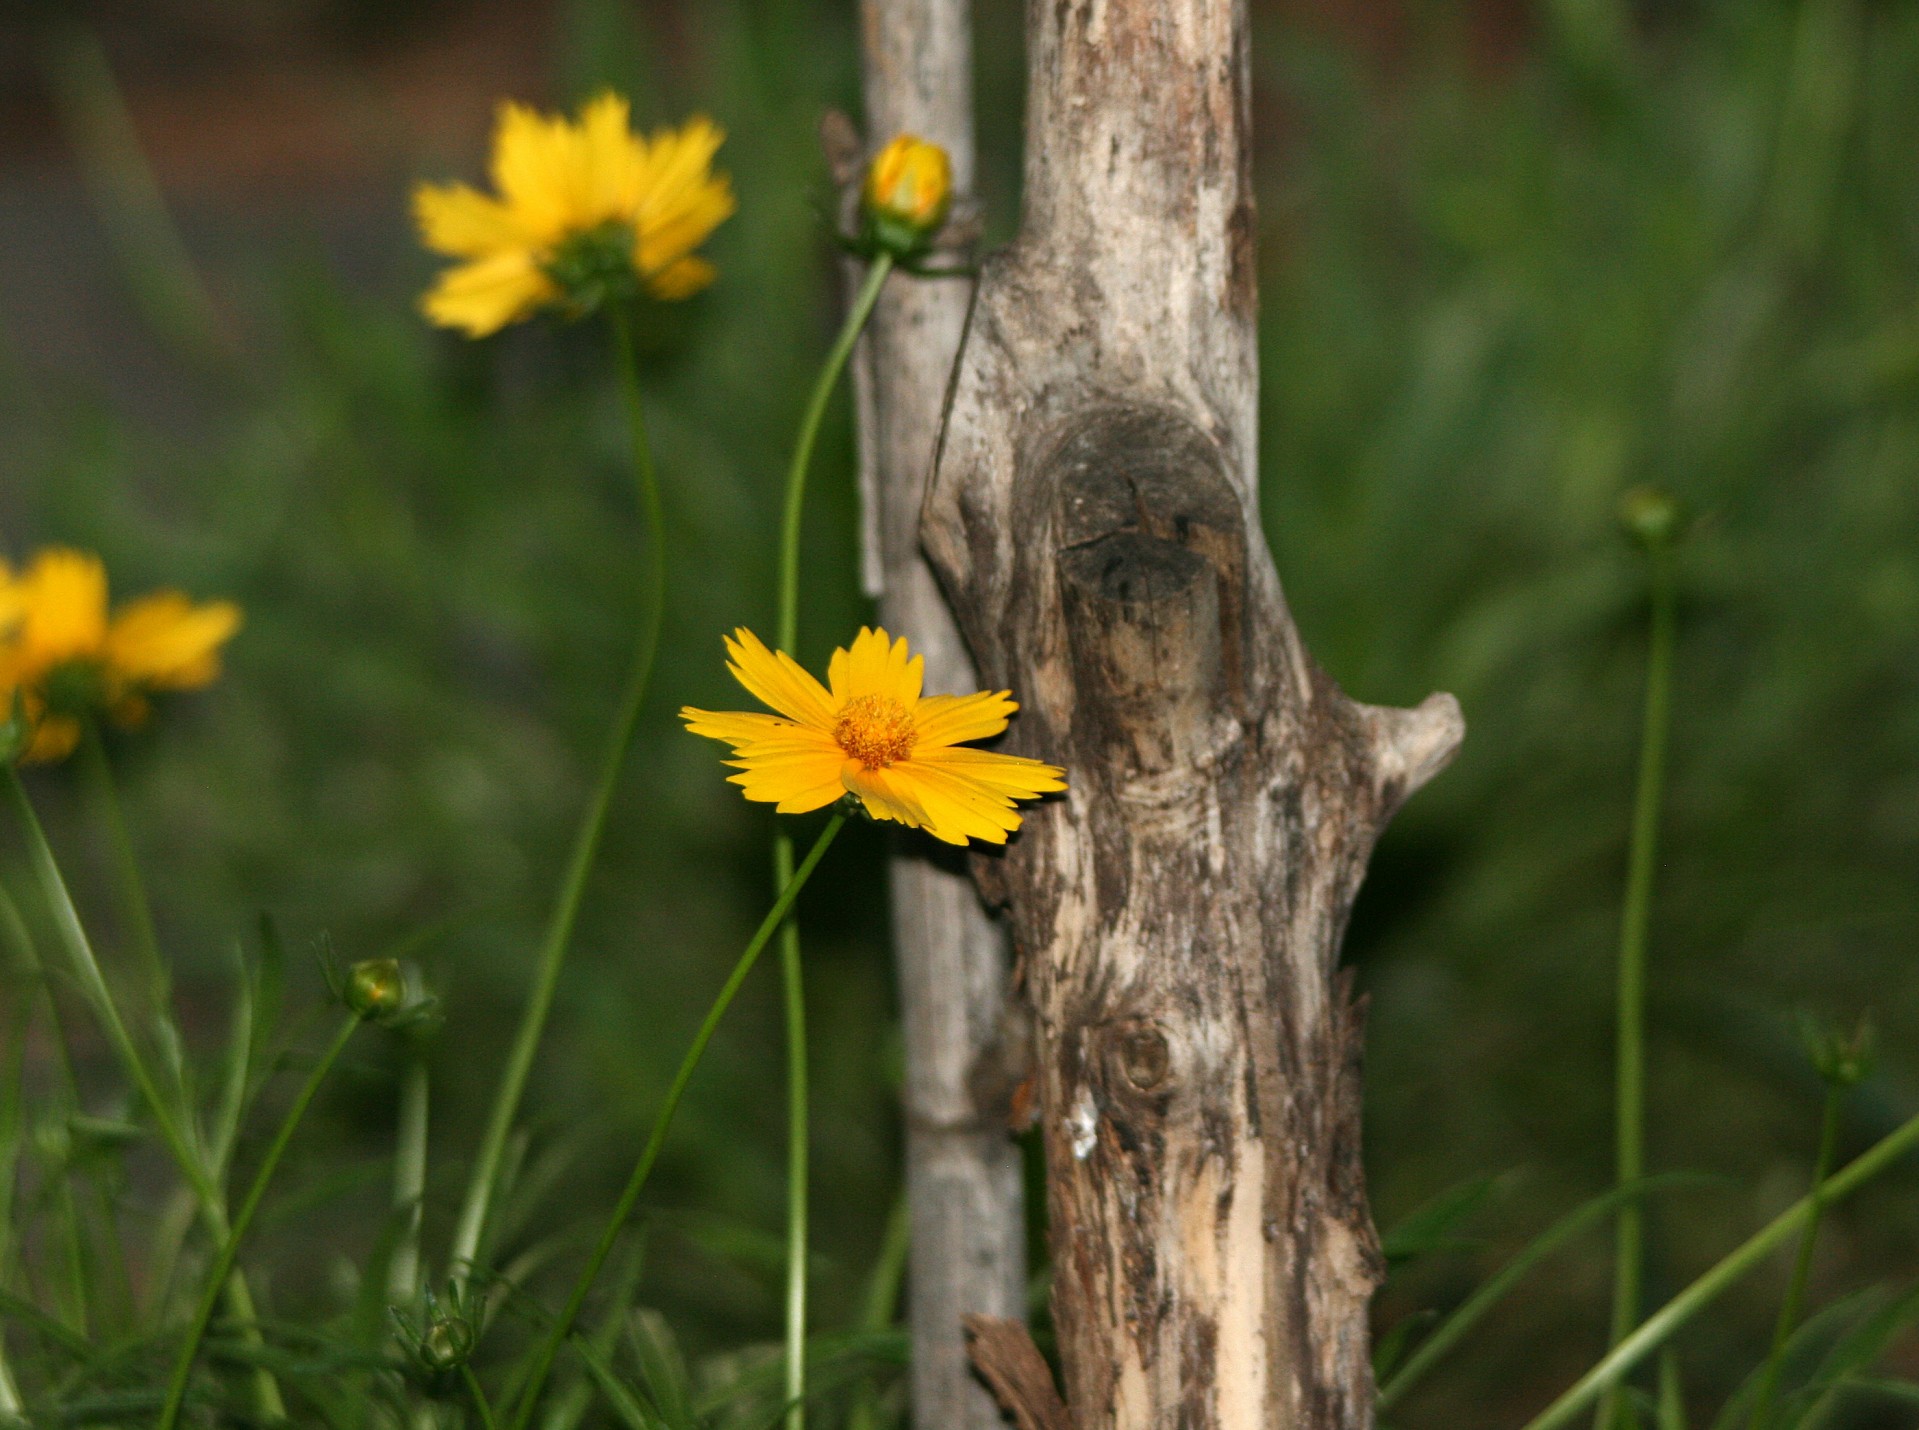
[833, 694, 916, 770]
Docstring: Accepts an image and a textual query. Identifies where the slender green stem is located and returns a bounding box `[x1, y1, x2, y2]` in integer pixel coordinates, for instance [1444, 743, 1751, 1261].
[507, 816, 846, 1430]
[447, 308, 667, 1284]
[80, 720, 168, 1006]
[770, 250, 894, 1430]
[775, 834, 809, 1430]
[1746, 1086, 1845, 1430]
[157, 1011, 361, 1430]
[389, 1051, 431, 1302]
[1598, 546, 1677, 1430]
[0, 995, 29, 1420]
[777, 251, 893, 656]
[1521, 1106, 1919, 1430]
[461, 1364, 500, 1430]
[1, 765, 286, 1418]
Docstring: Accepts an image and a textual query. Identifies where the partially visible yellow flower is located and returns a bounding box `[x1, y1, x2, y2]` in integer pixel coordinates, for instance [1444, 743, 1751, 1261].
[861, 134, 952, 257]
[681, 627, 1064, 847]
[414, 92, 735, 337]
[0, 548, 241, 763]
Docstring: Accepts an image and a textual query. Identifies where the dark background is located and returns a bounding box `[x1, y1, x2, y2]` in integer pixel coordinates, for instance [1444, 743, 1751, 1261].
[2, 0, 1917, 1423]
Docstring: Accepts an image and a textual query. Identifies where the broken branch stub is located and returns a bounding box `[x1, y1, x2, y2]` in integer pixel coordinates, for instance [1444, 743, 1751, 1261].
[924, 0, 1463, 1425]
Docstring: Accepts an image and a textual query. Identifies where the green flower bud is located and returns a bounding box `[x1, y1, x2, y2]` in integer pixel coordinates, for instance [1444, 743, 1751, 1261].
[345, 958, 407, 1021]
[420, 1313, 475, 1372]
[1801, 1012, 1875, 1090]
[1618, 485, 1687, 550]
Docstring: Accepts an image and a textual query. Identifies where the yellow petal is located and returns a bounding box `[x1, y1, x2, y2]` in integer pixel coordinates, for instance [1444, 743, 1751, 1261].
[644, 255, 717, 301]
[827, 626, 922, 708]
[632, 117, 735, 277]
[680, 706, 802, 749]
[910, 690, 1016, 749]
[839, 761, 936, 833]
[22, 714, 81, 765]
[105, 592, 242, 691]
[726, 749, 847, 813]
[576, 91, 646, 222]
[891, 762, 1025, 844]
[16, 548, 108, 675]
[421, 252, 556, 337]
[489, 101, 581, 244]
[912, 745, 1066, 796]
[413, 182, 525, 258]
[722, 629, 836, 729]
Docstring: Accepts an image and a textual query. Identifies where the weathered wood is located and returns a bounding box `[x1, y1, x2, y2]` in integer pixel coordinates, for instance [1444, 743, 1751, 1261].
[923, 1, 1465, 1425]
[850, 5, 1029, 1428]
[964, 1316, 1072, 1430]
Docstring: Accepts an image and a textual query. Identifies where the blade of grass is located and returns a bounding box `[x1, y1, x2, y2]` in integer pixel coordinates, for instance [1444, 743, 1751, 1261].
[1380, 1174, 1711, 1410]
[1518, 1106, 1919, 1430]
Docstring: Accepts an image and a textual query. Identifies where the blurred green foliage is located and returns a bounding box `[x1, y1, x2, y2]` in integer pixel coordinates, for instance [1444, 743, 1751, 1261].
[2, 0, 1917, 1424]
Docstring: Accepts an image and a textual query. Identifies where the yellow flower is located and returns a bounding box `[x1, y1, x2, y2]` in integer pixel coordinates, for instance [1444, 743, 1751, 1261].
[0, 548, 242, 763]
[861, 134, 952, 257]
[682, 627, 1065, 847]
[413, 92, 735, 337]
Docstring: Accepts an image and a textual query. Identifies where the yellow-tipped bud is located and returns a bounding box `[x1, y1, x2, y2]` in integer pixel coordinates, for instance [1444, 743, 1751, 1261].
[345, 958, 407, 1020]
[861, 135, 953, 256]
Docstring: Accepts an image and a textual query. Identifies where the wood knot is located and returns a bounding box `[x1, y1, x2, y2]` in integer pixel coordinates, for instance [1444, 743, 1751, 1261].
[1115, 1022, 1171, 1091]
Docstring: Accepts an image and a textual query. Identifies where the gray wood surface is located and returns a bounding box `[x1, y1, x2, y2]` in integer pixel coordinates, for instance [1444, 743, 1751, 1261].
[851, 5, 1029, 1428]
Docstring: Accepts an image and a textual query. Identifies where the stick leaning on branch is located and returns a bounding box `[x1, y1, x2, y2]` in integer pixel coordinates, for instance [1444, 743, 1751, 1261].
[922, 0, 1464, 1424]
[846, 3, 1031, 1427]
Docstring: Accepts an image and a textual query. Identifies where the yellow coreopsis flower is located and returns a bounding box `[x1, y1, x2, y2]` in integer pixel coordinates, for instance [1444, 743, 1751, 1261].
[413, 92, 736, 337]
[682, 627, 1065, 847]
[0, 548, 242, 763]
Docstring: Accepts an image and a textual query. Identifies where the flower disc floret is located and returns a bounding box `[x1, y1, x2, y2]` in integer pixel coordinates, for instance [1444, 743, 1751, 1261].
[681, 627, 1065, 847]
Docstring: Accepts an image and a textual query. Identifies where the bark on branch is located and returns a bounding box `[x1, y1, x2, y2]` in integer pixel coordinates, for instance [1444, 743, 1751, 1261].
[923, 1, 1464, 1425]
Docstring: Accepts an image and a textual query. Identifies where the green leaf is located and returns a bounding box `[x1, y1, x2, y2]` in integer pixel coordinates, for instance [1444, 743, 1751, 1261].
[1380, 1172, 1507, 1265]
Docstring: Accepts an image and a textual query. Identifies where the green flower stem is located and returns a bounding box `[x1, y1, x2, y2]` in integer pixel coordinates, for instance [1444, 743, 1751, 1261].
[447, 306, 667, 1283]
[0, 995, 29, 1420]
[1598, 543, 1677, 1430]
[388, 1051, 431, 1302]
[1746, 1084, 1845, 1430]
[507, 814, 847, 1430]
[1, 764, 286, 1421]
[771, 248, 894, 1430]
[79, 720, 168, 1006]
[1520, 1106, 1919, 1430]
[158, 1010, 361, 1430]
[462, 1363, 500, 1430]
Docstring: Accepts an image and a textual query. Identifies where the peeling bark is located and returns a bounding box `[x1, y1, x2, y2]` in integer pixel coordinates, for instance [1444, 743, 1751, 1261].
[924, 1, 1464, 1424]
[851, 4, 1030, 1428]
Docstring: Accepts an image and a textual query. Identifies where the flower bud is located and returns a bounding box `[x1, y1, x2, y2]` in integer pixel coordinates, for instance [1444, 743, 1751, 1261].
[420, 1313, 475, 1372]
[345, 958, 407, 1020]
[861, 135, 953, 257]
[1618, 485, 1687, 551]
[1801, 1012, 1875, 1090]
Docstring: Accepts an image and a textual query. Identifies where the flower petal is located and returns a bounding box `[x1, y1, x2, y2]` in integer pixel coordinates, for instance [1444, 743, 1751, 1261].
[912, 745, 1066, 797]
[105, 593, 242, 691]
[413, 182, 526, 258]
[680, 706, 802, 749]
[909, 690, 1016, 749]
[723, 629, 836, 729]
[16, 548, 109, 674]
[420, 251, 556, 337]
[827, 626, 922, 707]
